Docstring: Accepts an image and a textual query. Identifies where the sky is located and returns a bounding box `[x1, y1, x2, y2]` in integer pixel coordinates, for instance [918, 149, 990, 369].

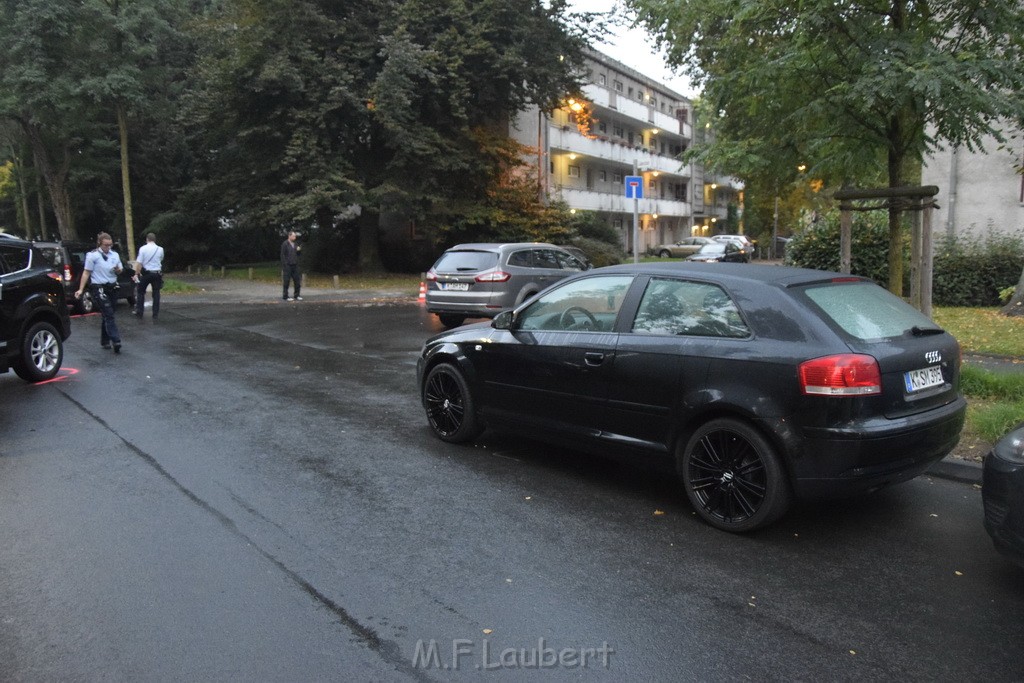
[563, 0, 697, 98]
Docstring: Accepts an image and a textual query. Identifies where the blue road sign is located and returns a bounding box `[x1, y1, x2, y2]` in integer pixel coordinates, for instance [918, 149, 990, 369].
[624, 175, 644, 199]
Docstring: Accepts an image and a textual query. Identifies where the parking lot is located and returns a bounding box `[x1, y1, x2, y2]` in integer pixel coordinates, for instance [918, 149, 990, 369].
[1, 282, 1022, 681]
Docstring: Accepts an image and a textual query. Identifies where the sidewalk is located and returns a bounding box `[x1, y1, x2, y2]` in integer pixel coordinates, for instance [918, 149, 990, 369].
[169, 272, 415, 305]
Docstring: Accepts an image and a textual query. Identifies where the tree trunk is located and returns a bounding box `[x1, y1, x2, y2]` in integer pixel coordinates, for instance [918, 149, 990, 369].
[13, 153, 34, 239]
[1000, 264, 1024, 317]
[886, 125, 904, 296]
[357, 209, 383, 272]
[116, 102, 138, 260]
[21, 120, 76, 240]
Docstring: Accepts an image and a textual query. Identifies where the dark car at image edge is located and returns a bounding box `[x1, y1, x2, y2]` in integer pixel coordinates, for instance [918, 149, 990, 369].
[0, 237, 72, 382]
[982, 422, 1024, 567]
[417, 262, 967, 532]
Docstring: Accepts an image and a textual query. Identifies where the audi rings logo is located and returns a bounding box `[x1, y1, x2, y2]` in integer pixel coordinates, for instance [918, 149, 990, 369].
[925, 350, 942, 364]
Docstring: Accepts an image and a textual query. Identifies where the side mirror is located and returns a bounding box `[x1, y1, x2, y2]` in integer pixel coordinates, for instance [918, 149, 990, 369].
[491, 310, 514, 330]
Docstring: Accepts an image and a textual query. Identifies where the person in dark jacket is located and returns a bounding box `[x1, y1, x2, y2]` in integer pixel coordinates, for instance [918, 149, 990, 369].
[281, 231, 302, 301]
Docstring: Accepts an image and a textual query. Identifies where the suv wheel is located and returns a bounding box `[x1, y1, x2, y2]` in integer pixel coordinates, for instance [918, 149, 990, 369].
[13, 321, 64, 382]
[76, 290, 95, 315]
[438, 314, 465, 328]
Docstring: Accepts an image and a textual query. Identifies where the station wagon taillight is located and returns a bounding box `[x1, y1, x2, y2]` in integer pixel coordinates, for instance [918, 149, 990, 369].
[425, 270, 437, 281]
[799, 354, 881, 396]
[475, 269, 511, 283]
[63, 264, 72, 282]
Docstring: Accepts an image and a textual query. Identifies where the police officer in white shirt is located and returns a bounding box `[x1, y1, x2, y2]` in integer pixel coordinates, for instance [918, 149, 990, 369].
[75, 232, 124, 353]
[134, 232, 165, 319]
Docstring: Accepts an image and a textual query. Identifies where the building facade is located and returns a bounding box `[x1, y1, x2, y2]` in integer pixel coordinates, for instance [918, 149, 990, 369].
[921, 124, 1024, 239]
[511, 49, 741, 253]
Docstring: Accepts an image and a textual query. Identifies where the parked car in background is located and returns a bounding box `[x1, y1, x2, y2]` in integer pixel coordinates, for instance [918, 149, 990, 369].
[983, 422, 1024, 566]
[418, 262, 966, 532]
[0, 237, 72, 382]
[714, 234, 756, 259]
[655, 236, 714, 258]
[685, 241, 750, 263]
[556, 245, 592, 269]
[33, 240, 136, 314]
[425, 243, 589, 328]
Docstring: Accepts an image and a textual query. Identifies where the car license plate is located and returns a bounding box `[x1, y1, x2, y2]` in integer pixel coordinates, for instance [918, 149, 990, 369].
[441, 282, 469, 291]
[904, 365, 944, 393]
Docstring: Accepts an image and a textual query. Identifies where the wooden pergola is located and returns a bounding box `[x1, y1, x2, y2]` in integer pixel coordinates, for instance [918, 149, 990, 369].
[833, 185, 940, 316]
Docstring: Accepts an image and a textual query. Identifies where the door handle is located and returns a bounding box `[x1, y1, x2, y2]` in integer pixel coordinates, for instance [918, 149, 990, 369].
[584, 352, 605, 366]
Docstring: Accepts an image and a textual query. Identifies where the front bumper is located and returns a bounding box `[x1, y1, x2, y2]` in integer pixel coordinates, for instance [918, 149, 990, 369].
[983, 453, 1024, 566]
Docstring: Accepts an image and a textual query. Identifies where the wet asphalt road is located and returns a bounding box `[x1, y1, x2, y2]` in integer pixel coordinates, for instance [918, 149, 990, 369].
[1, 292, 1022, 681]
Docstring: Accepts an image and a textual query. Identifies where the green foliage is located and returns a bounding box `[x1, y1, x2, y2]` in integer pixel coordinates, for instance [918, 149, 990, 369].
[565, 236, 624, 268]
[1000, 286, 1017, 304]
[783, 211, 902, 286]
[960, 365, 1024, 402]
[933, 233, 1024, 307]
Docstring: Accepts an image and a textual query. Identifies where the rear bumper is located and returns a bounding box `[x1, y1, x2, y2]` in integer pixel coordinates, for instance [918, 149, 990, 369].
[769, 396, 967, 498]
[983, 454, 1024, 566]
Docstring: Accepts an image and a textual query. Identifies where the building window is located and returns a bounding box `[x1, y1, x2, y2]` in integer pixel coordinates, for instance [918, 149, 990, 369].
[650, 98, 657, 108]
[614, 80, 623, 92]
[599, 170, 607, 181]
[613, 126, 624, 138]
[613, 219, 623, 229]
[628, 87, 634, 98]
[568, 165, 580, 178]
[613, 172, 623, 183]
[599, 73, 606, 85]
[599, 122, 607, 133]
[549, 161, 554, 173]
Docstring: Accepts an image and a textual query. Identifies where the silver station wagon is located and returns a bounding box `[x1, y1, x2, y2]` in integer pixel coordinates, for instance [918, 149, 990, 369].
[425, 243, 588, 328]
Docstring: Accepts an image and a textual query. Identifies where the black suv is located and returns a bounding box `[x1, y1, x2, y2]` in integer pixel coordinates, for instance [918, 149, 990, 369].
[33, 240, 136, 314]
[0, 237, 72, 382]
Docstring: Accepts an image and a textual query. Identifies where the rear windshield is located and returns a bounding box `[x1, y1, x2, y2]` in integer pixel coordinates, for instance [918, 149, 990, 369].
[433, 250, 499, 273]
[803, 281, 936, 340]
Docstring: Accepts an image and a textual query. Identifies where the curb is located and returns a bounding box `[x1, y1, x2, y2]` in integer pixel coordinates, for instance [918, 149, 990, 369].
[928, 456, 983, 485]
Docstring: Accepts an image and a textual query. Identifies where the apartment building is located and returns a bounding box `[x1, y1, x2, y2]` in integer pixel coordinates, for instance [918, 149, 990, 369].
[511, 49, 703, 253]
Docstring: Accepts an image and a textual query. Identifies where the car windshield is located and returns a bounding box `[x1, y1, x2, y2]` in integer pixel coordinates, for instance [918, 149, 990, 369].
[433, 250, 499, 272]
[697, 243, 726, 254]
[803, 281, 938, 340]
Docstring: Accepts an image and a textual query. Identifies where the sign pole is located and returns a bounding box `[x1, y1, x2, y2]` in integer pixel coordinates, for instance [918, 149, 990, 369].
[632, 159, 639, 264]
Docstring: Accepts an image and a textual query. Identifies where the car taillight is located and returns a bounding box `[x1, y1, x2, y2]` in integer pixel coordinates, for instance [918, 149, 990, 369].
[799, 354, 881, 396]
[475, 269, 511, 283]
[425, 270, 437, 281]
[63, 264, 72, 282]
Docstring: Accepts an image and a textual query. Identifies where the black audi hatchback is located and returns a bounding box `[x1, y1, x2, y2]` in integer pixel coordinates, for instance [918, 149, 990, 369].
[417, 263, 966, 532]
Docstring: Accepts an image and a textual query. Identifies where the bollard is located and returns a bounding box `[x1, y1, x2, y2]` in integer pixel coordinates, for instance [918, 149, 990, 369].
[221, 266, 226, 277]
[248, 267, 254, 280]
[333, 275, 339, 289]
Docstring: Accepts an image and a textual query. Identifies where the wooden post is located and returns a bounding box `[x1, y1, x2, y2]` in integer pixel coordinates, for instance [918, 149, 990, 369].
[839, 205, 852, 274]
[248, 267, 254, 280]
[221, 265, 226, 278]
[910, 199, 922, 308]
[333, 275, 339, 289]
[921, 199, 934, 318]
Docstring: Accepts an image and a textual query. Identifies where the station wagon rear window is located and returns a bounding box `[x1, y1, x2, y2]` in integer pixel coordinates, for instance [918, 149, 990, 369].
[433, 251, 498, 272]
[803, 281, 937, 341]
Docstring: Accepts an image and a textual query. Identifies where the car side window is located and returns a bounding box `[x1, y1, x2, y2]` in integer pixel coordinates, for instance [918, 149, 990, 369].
[0, 245, 30, 274]
[507, 250, 532, 268]
[556, 252, 585, 271]
[517, 275, 633, 332]
[533, 249, 561, 270]
[632, 278, 751, 338]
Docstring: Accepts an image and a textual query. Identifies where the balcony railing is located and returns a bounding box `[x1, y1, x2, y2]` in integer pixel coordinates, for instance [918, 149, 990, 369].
[550, 125, 691, 178]
[554, 187, 691, 217]
[583, 84, 693, 139]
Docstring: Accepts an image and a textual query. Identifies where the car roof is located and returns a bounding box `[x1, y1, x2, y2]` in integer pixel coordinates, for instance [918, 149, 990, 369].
[446, 242, 558, 252]
[593, 262, 867, 289]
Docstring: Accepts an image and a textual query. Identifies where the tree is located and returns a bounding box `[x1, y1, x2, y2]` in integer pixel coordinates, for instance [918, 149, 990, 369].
[182, 0, 592, 271]
[628, 0, 1024, 294]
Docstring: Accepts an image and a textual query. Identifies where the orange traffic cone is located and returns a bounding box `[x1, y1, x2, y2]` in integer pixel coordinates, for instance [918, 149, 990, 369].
[418, 281, 427, 302]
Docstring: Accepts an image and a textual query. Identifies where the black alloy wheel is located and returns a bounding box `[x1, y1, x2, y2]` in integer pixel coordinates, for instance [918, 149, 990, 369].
[423, 363, 482, 443]
[679, 418, 790, 532]
[77, 290, 95, 314]
[438, 314, 465, 329]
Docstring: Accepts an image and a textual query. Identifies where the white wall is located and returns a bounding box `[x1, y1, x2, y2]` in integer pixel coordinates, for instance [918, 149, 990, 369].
[922, 125, 1023, 239]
